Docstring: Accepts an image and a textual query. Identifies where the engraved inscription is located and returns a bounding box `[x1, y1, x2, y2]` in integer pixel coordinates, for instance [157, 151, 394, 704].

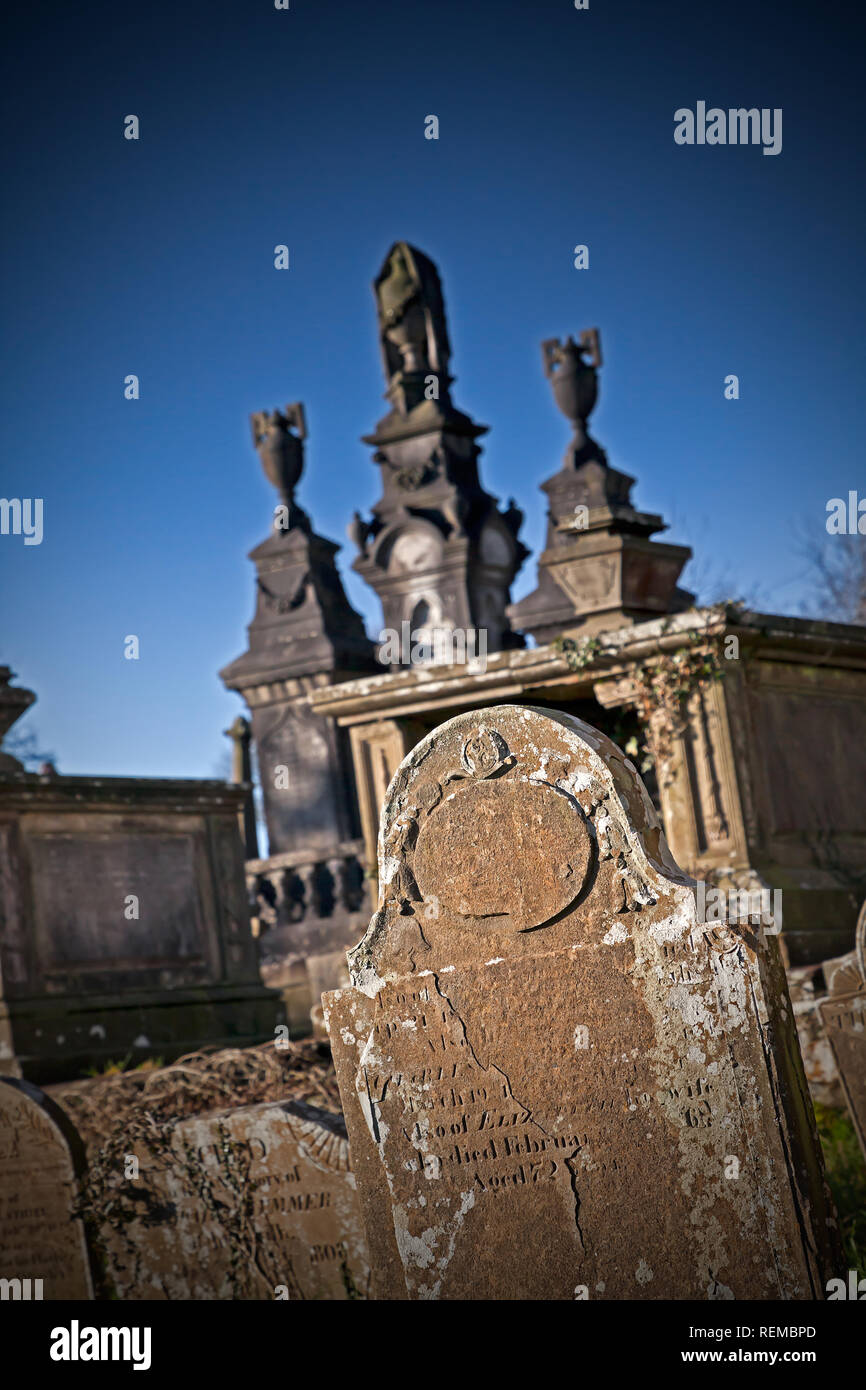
[358, 978, 581, 1202]
[0, 1081, 93, 1300]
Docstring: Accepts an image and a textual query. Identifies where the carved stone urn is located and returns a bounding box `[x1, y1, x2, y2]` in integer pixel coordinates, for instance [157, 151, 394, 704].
[0, 667, 36, 772]
[541, 331, 602, 449]
[250, 403, 306, 508]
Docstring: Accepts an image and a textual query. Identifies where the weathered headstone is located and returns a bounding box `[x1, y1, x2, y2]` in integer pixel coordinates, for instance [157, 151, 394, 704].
[325, 706, 839, 1300]
[97, 1098, 369, 1300]
[0, 1077, 93, 1299]
[819, 900, 866, 1160]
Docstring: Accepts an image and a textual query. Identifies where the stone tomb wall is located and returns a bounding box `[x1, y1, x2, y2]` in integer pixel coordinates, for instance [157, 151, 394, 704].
[325, 705, 839, 1300]
[0, 775, 280, 1079]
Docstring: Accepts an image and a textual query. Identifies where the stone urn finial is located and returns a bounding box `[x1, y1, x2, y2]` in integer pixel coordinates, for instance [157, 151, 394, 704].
[0, 666, 36, 773]
[250, 401, 307, 512]
[541, 329, 602, 451]
[0, 666, 35, 743]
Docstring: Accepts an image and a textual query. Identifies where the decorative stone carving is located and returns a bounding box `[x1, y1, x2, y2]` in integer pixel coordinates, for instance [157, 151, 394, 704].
[0, 667, 37, 774]
[352, 243, 527, 660]
[508, 331, 692, 642]
[374, 242, 451, 417]
[250, 401, 305, 501]
[541, 329, 602, 451]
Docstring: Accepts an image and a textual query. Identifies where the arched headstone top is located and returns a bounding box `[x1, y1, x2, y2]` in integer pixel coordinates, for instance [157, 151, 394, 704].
[0, 1077, 94, 1299]
[349, 704, 693, 990]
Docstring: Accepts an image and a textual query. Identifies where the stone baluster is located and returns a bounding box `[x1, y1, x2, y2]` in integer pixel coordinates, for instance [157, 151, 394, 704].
[295, 862, 319, 921]
[326, 855, 345, 915]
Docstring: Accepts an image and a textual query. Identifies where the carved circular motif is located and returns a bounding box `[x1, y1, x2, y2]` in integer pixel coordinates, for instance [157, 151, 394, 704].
[460, 727, 507, 777]
[411, 778, 591, 932]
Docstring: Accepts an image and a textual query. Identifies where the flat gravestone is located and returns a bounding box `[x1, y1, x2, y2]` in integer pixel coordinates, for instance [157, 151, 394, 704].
[325, 706, 839, 1300]
[100, 1098, 369, 1300]
[820, 899, 866, 1160]
[0, 1077, 93, 1299]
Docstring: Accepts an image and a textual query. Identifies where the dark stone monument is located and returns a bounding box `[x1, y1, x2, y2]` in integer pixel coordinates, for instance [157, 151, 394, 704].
[349, 242, 528, 662]
[508, 332, 692, 641]
[220, 403, 376, 1029]
[220, 403, 373, 860]
[0, 771, 280, 1080]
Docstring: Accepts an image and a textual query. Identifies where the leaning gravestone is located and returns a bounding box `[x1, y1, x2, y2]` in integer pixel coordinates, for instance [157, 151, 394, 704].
[819, 899, 866, 1161]
[98, 1097, 369, 1300]
[0, 1077, 93, 1299]
[325, 706, 839, 1300]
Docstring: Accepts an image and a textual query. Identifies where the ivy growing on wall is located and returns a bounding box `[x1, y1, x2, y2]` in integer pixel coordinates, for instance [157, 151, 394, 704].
[553, 605, 744, 788]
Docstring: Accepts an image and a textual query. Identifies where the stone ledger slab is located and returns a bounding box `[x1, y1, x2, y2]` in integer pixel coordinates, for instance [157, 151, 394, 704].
[325, 705, 839, 1300]
[0, 1076, 93, 1299]
[100, 1098, 369, 1300]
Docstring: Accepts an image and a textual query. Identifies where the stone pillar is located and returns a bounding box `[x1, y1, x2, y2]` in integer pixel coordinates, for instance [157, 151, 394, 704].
[224, 715, 258, 860]
[219, 401, 375, 862]
[348, 717, 428, 898]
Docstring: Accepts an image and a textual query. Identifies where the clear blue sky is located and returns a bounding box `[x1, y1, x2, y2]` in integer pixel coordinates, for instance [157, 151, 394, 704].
[2, 0, 863, 776]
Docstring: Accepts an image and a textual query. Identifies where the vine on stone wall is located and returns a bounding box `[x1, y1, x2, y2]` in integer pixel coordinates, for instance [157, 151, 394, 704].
[75, 1107, 270, 1299]
[553, 605, 743, 788]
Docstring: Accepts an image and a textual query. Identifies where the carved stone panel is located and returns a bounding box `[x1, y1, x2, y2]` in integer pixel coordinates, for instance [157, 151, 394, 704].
[30, 833, 205, 972]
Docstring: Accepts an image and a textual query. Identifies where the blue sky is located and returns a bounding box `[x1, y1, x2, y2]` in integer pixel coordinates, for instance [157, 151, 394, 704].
[1, 0, 863, 776]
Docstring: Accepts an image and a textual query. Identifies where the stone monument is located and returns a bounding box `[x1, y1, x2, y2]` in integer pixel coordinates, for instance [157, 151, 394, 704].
[220, 403, 376, 1026]
[220, 403, 373, 857]
[350, 242, 528, 661]
[0, 769, 279, 1080]
[0, 1077, 93, 1299]
[325, 705, 838, 1300]
[508, 332, 693, 641]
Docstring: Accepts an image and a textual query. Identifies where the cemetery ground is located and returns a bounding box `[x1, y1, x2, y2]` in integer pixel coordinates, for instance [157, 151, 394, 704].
[2, 704, 859, 1322]
[53, 1041, 866, 1295]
